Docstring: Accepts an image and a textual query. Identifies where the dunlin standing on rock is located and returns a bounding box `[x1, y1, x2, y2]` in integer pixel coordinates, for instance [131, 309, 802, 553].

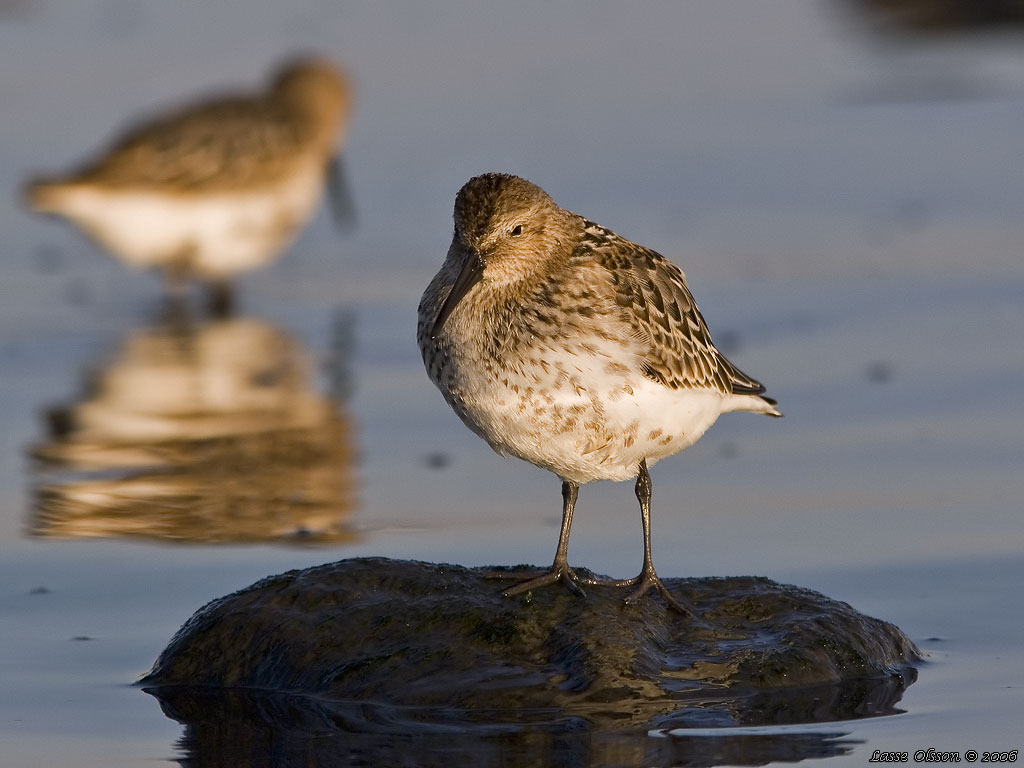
[25, 56, 353, 313]
[418, 173, 781, 613]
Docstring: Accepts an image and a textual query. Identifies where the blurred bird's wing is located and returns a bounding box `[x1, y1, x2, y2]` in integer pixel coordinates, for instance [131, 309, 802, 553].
[76, 99, 308, 190]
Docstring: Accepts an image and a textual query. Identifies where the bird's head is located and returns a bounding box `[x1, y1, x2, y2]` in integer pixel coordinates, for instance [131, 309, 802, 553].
[273, 56, 353, 149]
[432, 173, 572, 336]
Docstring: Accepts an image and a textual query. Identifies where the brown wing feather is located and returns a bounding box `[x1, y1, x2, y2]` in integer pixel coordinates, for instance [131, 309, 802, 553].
[76, 99, 308, 191]
[586, 222, 766, 395]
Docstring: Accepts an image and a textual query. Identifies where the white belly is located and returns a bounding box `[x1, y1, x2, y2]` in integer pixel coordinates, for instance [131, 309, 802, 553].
[446, 338, 727, 485]
[52, 167, 324, 279]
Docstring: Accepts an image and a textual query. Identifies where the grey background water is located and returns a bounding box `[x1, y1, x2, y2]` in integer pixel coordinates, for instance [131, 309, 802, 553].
[1, 1, 1022, 765]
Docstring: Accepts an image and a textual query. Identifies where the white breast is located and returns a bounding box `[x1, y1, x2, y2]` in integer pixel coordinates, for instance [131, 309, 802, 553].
[445, 331, 727, 484]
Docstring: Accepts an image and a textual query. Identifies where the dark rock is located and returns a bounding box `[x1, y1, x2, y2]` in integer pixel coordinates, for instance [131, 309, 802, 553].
[142, 557, 919, 766]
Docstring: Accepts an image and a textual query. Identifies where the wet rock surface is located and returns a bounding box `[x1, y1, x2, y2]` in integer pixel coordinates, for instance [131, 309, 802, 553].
[142, 557, 920, 766]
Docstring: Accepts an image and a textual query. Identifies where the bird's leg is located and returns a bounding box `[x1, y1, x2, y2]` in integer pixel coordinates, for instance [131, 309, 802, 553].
[206, 279, 234, 318]
[489, 480, 589, 598]
[162, 257, 190, 317]
[327, 154, 357, 231]
[620, 460, 691, 615]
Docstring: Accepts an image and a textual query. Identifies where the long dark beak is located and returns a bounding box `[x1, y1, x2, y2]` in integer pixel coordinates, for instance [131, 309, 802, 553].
[327, 154, 356, 231]
[431, 251, 484, 338]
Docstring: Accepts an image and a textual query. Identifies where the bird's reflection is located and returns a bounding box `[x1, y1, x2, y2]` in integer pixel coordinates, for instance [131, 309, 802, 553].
[145, 661, 912, 767]
[23, 55, 355, 314]
[147, 687, 880, 767]
[29, 311, 358, 545]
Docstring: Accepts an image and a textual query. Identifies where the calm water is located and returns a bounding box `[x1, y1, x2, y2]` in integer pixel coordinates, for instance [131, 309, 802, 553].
[2, 2, 1023, 766]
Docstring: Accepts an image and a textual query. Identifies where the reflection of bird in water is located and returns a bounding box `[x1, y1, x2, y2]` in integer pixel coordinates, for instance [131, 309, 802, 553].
[419, 174, 780, 613]
[30, 314, 357, 544]
[24, 56, 354, 313]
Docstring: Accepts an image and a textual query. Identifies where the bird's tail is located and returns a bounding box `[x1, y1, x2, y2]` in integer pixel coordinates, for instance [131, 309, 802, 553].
[23, 178, 79, 214]
[758, 394, 783, 418]
[724, 392, 782, 418]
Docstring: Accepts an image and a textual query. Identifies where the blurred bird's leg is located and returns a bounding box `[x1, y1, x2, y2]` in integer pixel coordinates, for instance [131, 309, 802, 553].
[206, 280, 234, 319]
[327, 154, 356, 231]
[161, 254, 192, 320]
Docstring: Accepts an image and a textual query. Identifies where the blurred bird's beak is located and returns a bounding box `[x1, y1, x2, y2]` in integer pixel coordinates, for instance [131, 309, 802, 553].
[327, 154, 356, 231]
[431, 251, 484, 338]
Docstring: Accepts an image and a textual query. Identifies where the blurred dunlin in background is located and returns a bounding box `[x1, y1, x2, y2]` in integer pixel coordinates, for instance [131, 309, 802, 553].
[832, 0, 1024, 100]
[23, 55, 354, 314]
[29, 313, 358, 545]
[841, 0, 1024, 35]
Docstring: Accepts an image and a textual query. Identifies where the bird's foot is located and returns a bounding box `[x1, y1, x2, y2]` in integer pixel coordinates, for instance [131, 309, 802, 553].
[485, 564, 588, 599]
[622, 569, 692, 616]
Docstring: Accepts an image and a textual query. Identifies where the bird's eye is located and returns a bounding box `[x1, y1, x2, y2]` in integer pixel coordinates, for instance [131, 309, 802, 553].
[509, 224, 523, 236]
